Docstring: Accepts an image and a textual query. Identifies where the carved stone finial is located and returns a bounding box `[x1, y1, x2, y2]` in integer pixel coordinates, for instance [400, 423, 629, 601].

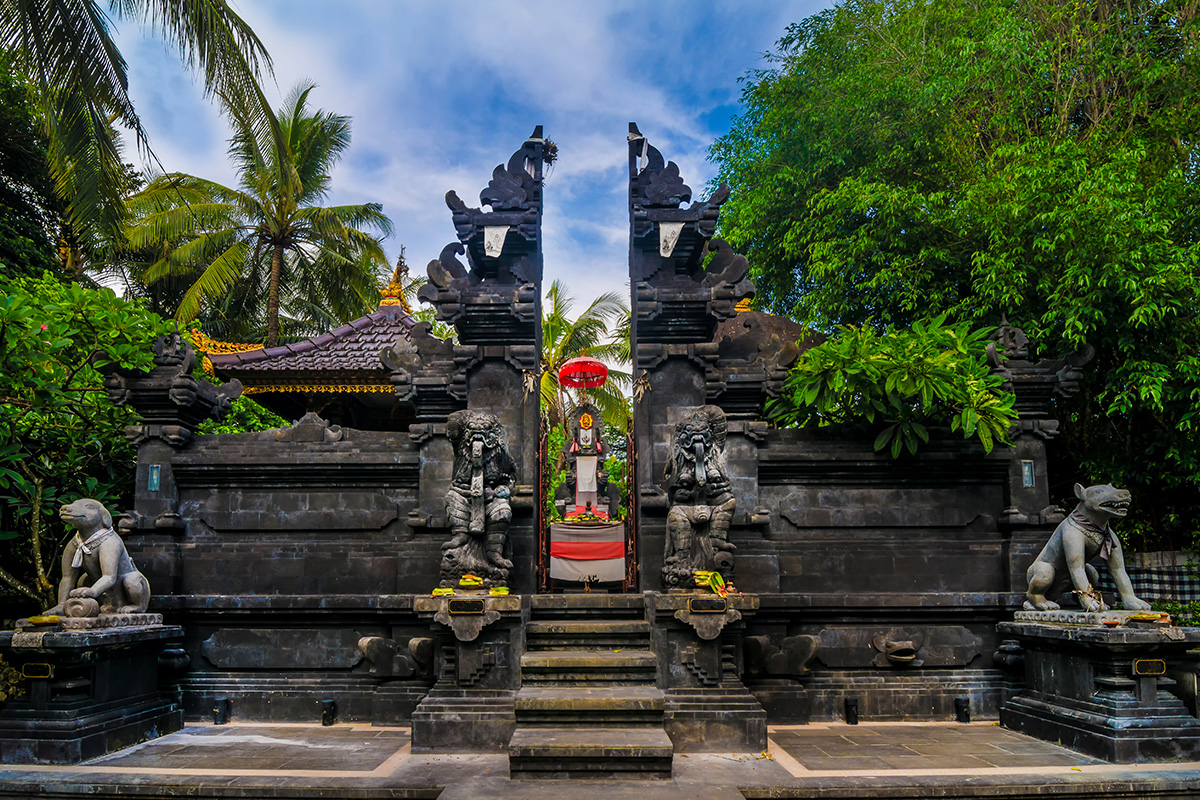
[993, 315, 1029, 360]
[480, 165, 528, 210]
[662, 406, 736, 589]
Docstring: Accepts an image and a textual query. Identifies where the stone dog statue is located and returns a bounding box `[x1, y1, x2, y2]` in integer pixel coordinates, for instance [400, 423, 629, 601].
[1024, 483, 1151, 613]
[440, 409, 517, 588]
[662, 405, 736, 589]
[44, 498, 151, 617]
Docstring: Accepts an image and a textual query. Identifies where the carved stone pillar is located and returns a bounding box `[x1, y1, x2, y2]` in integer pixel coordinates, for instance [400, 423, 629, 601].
[410, 594, 528, 751]
[646, 592, 766, 751]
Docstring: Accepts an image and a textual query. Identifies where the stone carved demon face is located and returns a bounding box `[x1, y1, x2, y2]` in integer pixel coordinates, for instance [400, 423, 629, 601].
[449, 411, 505, 459]
[673, 406, 727, 487]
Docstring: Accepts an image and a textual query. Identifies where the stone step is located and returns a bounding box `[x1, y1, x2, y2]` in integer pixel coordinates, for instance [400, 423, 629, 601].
[526, 619, 652, 651]
[530, 594, 646, 618]
[526, 620, 650, 636]
[520, 649, 657, 683]
[508, 726, 674, 780]
[515, 686, 665, 725]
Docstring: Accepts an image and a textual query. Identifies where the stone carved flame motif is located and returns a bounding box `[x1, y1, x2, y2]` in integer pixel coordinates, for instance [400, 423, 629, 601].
[632, 134, 692, 208]
[440, 410, 517, 588]
[662, 406, 736, 588]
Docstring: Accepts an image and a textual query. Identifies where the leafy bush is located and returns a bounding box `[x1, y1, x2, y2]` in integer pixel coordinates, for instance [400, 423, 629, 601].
[769, 315, 1017, 455]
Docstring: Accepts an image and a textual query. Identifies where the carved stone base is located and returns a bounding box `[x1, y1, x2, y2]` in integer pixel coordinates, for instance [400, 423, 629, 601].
[647, 592, 766, 752]
[998, 620, 1200, 762]
[410, 691, 516, 752]
[0, 625, 184, 764]
[663, 688, 767, 752]
[17, 613, 163, 632]
[411, 593, 525, 751]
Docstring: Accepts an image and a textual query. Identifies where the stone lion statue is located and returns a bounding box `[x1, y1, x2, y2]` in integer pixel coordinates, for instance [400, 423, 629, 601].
[45, 498, 150, 616]
[662, 405, 736, 589]
[1024, 483, 1151, 613]
[440, 409, 517, 588]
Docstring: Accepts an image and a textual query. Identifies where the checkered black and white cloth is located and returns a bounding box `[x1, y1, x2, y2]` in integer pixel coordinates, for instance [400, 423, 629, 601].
[1097, 566, 1200, 603]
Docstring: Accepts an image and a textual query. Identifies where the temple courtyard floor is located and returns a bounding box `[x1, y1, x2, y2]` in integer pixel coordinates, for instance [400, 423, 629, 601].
[2, 720, 1199, 799]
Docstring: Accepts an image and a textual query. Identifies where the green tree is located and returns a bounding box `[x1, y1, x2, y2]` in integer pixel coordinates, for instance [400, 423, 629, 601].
[712, 0, 1200, 549]
[0, 272, 173, 610]
[1, 0, 273, 255]
[123, 83, 393, 346]
[0, 52, 60, 278]
[540, 280, 630, 430]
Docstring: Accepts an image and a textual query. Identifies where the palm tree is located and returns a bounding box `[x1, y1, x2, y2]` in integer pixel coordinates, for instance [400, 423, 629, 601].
[122, 83, 393, 346]
[1, 0, 274, 256]
[541, 280, 631, 429]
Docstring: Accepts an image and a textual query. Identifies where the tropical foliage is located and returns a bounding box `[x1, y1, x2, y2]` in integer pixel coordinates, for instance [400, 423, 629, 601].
[540, 280, 630, 429]
[0, 52, 60, 278]
[769, 316, 1017, 456]
[0, 272, 172, 610]
[711, 0, 1200, 549]
[122, 83, 393, 346]
[1, 0, 273, 257]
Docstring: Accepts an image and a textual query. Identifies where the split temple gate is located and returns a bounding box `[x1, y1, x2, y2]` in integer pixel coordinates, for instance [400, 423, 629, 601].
[80, 126, 1099, 770]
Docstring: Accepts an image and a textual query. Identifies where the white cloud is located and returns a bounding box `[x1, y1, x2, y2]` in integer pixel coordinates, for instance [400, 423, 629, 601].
[115, 0, 831, 310]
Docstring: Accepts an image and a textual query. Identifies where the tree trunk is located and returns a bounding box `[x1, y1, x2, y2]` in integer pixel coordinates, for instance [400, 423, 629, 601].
[267, 242, 284, 347]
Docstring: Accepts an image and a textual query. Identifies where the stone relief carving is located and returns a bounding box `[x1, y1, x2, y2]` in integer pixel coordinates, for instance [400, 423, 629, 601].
[662, 405, 736, 589]
[1024, 482, 1151, 613]
[358, 635, 436, 678]
[744, 634, 822, 678]
[44, 499, 150, 617]
[872, 631, 925, 668]
[439, 410, 517, 588]
[271, 412, 344, 442]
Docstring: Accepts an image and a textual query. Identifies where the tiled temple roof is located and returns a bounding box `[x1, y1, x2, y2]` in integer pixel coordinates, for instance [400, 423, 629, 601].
[206, 303, 415, 375]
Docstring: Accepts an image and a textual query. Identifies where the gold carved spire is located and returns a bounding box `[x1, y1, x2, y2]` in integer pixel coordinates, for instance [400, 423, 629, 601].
[379, 246, 414, 313]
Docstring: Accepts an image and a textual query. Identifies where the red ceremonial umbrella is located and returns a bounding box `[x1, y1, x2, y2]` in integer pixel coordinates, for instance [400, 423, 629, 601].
[558, 356, 608, 389]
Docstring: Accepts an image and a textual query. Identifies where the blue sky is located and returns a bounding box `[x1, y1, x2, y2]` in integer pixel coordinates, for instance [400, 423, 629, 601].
[115, 1, 834, 308]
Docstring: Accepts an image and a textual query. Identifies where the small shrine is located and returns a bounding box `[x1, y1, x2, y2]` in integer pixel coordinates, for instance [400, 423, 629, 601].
[198, 255, 420, 431]
[548, 358, 627, 588]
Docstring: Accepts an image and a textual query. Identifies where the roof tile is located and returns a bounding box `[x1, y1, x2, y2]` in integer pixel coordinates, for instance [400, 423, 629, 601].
[208, 305, 416, 374]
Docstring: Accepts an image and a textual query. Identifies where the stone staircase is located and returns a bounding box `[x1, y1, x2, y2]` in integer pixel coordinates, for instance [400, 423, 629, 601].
[508, 595, 674, 780]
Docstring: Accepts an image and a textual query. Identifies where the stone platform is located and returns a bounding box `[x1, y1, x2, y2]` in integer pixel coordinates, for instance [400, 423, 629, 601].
[998, 616, 1200, 763]
[0, 625, 184, 764]
[1, 721, 1198, 798]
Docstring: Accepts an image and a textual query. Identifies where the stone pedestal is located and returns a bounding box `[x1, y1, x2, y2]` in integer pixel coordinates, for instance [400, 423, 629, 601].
[410, 593, 526, 752]
[648, 592, 766, 752]
[0, 624, 184, 764]
[998, 613, 1200, 762]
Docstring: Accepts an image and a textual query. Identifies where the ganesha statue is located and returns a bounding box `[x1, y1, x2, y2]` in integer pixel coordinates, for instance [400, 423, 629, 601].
[662, 405, 736, 589]
[439, 409, 517, 588]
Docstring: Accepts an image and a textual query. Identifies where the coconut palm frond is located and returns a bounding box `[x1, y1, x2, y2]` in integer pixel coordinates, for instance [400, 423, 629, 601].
[123, 81, 391, 345]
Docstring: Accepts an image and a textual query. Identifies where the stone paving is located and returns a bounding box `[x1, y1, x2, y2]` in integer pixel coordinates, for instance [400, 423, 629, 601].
[1, 721, 1199, 799]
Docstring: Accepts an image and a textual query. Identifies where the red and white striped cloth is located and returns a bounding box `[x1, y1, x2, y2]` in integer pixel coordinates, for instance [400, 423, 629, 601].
[549, 522, 625, 583]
